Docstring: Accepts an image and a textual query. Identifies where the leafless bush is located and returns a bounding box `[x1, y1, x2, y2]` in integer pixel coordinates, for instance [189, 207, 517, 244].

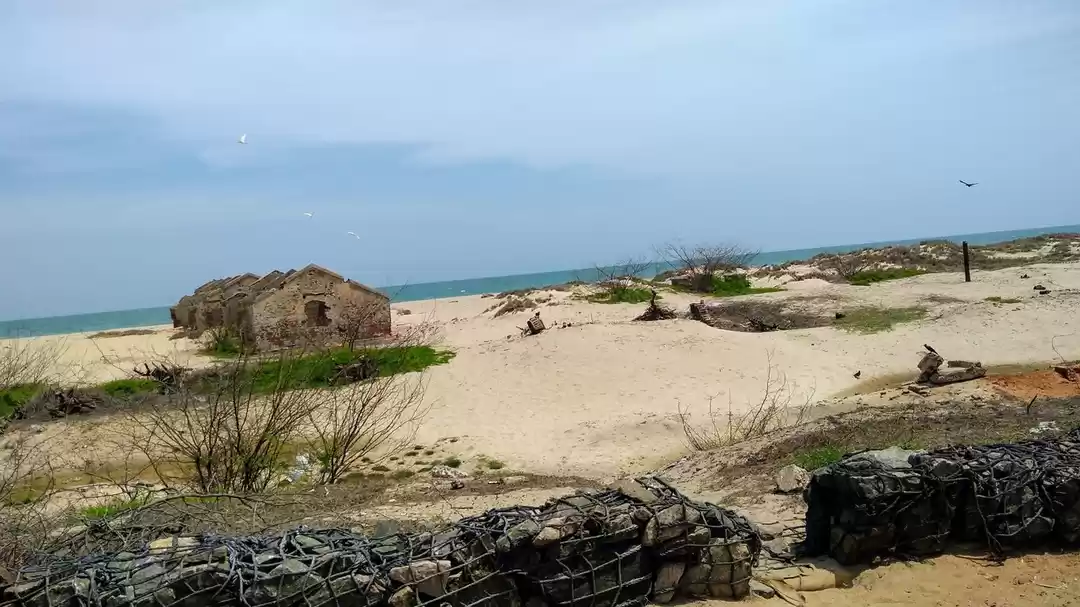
[0, 435, 59, 570]
[659, 242, 758, 293]
[336, 300, 392, 351]
[819, 253, 876, 280]
[0, 338, 68, 390]
[490, 296, 537, 317]
[123, 351, 323, 494]
[678, 356, 816, 450]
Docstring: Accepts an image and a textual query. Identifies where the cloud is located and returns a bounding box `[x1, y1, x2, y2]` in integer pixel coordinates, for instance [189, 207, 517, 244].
[4, 1, 1075, 177]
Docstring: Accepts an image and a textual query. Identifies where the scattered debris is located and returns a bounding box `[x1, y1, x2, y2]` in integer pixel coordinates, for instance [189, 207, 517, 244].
[1020, 274, 1030, 279]
[333, 357, 378, 384]
[1053, 364, 1080, 381]
[1029, 421, 1060, 435]
[431, 465, 469, 479]
[133, 362, 190, 392]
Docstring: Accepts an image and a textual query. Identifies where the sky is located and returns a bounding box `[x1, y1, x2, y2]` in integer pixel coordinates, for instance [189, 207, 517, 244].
[2, 1, 1079, 319]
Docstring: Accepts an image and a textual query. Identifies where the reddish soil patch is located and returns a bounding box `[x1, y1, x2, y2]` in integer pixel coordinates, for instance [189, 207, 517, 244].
[988, 369, 1080, 400]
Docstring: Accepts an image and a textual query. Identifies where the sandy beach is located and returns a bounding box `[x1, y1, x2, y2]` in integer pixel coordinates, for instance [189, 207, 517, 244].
[7, 261, 1080, 482]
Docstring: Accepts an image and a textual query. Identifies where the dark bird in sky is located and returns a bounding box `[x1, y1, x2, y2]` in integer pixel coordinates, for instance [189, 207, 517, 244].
[959, 180, 978, 187]
[924, 344, 938, 355]
[853, 370, 861, 379]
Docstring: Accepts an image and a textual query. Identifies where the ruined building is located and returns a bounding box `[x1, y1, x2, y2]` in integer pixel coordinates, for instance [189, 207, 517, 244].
[171, 264, 391, 350]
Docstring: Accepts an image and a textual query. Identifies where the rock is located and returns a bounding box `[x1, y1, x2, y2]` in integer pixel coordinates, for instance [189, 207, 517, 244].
[30, 424, 44, 434]
[532, 527, 562, 547]
[775, 464, 810, 492]
[388, 560, 452, 597]
[848, 446, 920, 469]
[388, 586, 416, 607]
[1033, 284, 1046, 290]
[495, 519, 541, 553]
[610, 478, 659, 504]
[147, 536, 199, 553]
[1053, 365, 1079, 380]
[652, 562, 686, 603]
[1039, 289, 1051, 295]
[430, 465, 468, 479]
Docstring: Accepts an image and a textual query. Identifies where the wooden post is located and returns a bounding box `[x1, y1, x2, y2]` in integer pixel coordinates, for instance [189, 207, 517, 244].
[962, 241, 971, 282]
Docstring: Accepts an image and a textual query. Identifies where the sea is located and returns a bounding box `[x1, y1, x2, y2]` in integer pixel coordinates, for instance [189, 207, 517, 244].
[3, 223, 1078, 339]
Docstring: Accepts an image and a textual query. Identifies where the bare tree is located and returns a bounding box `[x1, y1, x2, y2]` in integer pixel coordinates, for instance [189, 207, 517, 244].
[0, 435, 59, 570]
[0, 337, 68, 390]
[659, 243, 758, 293]
[817, 252, 875, 281]
[586, 257, 655, 303]
[678, 354, 816, 450]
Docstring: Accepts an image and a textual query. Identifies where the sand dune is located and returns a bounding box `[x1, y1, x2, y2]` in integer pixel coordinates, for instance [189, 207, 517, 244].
[5, 262, 1080, 480]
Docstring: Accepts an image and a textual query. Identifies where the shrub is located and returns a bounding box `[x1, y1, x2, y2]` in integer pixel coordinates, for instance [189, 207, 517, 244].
[792, 445, 846, 471]
[443, 456, 462, 468]
[98, 378, 159, 399]
[848, 268, 926, 286]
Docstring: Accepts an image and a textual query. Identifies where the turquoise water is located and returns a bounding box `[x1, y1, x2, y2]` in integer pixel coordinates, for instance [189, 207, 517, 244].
[3, 224, 1077, 338]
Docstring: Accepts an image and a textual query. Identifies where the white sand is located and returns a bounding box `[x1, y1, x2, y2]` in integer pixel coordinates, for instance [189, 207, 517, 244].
[6, 263, 1080, 481]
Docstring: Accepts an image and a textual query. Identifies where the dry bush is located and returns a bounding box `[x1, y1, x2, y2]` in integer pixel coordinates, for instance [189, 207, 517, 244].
[124, 351, 323, 494]
[818, 253, 876, 281]
[659, 242, 758, 293]
[678, 356, 816, 450]
[0, 338, 68, 390]
[0, 435, 59, 570]
[336, 300, 392, 351]
[491, 296, 537, 318]
[309, 322, 432, 484]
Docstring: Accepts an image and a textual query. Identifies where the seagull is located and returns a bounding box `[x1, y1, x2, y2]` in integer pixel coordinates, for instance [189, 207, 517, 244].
[853, 370, 861, 379]
[238, 134, 247, 144]
[346, 231, 360, 239]
[303, 212, 314, 218]
[959, 179, 977, 187]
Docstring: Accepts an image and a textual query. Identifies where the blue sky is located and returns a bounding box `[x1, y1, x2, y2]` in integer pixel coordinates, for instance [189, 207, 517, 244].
[2, 1, 1079, 319]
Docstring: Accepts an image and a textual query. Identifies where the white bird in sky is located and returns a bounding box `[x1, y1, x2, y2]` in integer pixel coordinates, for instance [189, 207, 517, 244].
[347, 231, 360, 239]
[303, 212, 313, 218]
[238, 134, 247, 144]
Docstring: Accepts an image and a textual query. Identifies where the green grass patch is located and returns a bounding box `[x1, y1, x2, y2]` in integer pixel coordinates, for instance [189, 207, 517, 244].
[0, 383, 43, 419]
[709, 275, 784, 297]
[79, 496, 147, 520]
[835, 306, 927, 334]
[246, 346, 454, 393]
[203, 328, 244, 359]
[98, 378, 159, 398]
[586, 287, 655, 304]
[848, 268, 926, 286]
[985, 296, 1023, 304]
[792, 445, 846, 471]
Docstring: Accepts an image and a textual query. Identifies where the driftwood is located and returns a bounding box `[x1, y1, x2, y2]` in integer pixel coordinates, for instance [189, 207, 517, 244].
[133, 362, 190, 392]
[333, 357, 379, 384]
[916, 350, 986, 385]
[635, 290, 676, 321]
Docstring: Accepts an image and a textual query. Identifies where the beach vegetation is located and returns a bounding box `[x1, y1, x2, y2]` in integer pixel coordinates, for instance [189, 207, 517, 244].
[0, 383, 42, 419]
[98, 378, 159, 399]
[658, 242, 758, 293]
[442, 456, 462, 468]
[792, 445, 846, 471]
[834, 306, 927, 334]
[678, 356, 814, 450]
[847, 268, 927, 286]
[985, 296, 1023, 304]
[203, 327, 244, 358]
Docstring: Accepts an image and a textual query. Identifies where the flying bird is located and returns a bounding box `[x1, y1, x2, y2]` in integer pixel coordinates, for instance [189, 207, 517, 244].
[853, 370, 861, 379]
[238, 134, 247, 144]
[346, 231, 360, 239]
[303, 212, 314, 218]
[959, 180, 977, 187]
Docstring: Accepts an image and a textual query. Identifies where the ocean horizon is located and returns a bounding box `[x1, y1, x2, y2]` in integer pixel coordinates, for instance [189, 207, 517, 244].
[4, 223, 1078, 339]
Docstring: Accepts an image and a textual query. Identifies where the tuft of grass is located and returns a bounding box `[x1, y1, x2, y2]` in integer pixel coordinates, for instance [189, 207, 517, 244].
[203, 328, 244, 359]
[834, 306, 927, 334]
[848, 268, 926, 286]
[246, 346, 454, 393]
[79, 497, 147, 520]
[0, 383, 43, 419]
[423, 450, 435, 456]
[586, 287, 655, 304]
[98, 378, 159, 398]
[985, 296, 1023, 304]
[709, 275, 784, 297]
[371, 465, 390, 472]
[486, 459, 505, 470]
[792, 445, 846, 471]
[404, 451, 418, 457]
[391, 469, 416, 480]
[442, 456, 462, 468]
